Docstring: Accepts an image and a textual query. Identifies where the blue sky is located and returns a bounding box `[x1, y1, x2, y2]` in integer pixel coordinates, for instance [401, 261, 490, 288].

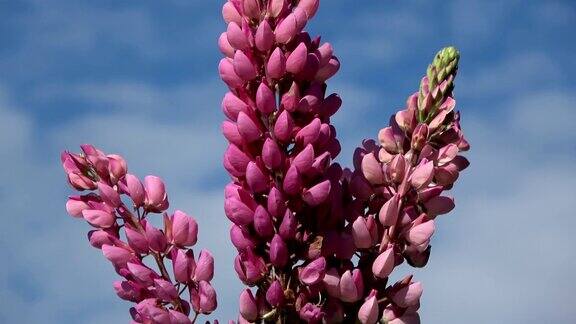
[1, 0, 575, 323]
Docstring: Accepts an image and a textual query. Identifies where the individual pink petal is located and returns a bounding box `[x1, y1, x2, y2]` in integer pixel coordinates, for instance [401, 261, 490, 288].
[300, 257, 326, 285]
[266, 47, 286, 79]
[275, 13, 297, 44]
[222, 1, 242, 24]
[194, 250, 214, 282]
[273, 110, 294, 142]
[256, 82, 276, 114]
[239, 289, 258, 321]
[379, 194, 400, 226]
[237, 112, 262, 143]
[302, 180, 331, 206]
[358, 295, 379, 324]
[270, 234, 289, 268]
[372, 247, 395, 279]
[286, 42, 308, 74]
[233, 50, 257, 81]
[82, 209, 116, 228]
[255, 20, 274, 52]
[227, 22, 249, 50]
[262, 138, 284, 170]
[361, 152, 384, 185]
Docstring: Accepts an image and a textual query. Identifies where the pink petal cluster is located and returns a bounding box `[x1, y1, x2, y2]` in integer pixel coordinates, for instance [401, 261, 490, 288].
[218, 1, 469, 323]
[62, 145, 217, 323]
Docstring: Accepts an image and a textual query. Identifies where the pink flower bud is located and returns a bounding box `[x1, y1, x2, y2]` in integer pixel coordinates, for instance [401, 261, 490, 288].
[323, 268, 341, 298]
[124, 174, 145, 207]
[438, 143, 459, 164]
[315, 57, 340, 82]
[168, 309, 193, 324]
[219, 58, 244, 88]
[194, 250, 215, 282]
[267, 187, 286, 218]
[339, 269, 363, 302]
[266, 280, 284, 307]
[268, 0, 285, 18]
[243, 0, 260, 19]
[372, 247, 395, 279]
[411, 123, 429, 151]
[378, 127, 399, 153]
[361, 152, 385, 185]
[144, 175, 168, 212]
[424, 196, 455, 217]
[279, 209, 297, 240]
[125, 225, 149, 254]
[82, 209, 116, 228]
[128, 262, 158, 285]
[144, 221, 167, 253]
[230, 224, 256, 250]
[262, 138, 284, 170]
[253, 206, 274, 238]
[270, 234, 289, 268]
[222, 92, 249, 121]
[222, 120, 244, 147]
[275, 13, 297, 44]
[87, 229, 117, 249]
[153, 278, 178, 302]
[316, 42, 334, 67]
[172, 248, 195, 283]
[222, 1, 242, 24]
[410, 160, 434, 189]
[97, 182, 121, 208]
[391, 281, 423, 308]
[102, 244, 134, 268]
[246, 161, 268, 193]
[407, 221, 435, 248]
[293, 7, 308, 31]
[237, 111, 262, 143]
[296, 117, 321, 146]
[233, 50, 257, 81]
[283, 165, 302, 196]
[266, 47, 286, 79]
[255, 83, 276, 114]
[273, 110, 294, 142]
[281, 81, 300, 112]
[66, 195, 91, 218]
[302, 180, 331, 206]
[224, 144, 251, 177]
[226, 22, 249, 50]
[300, 257, 326, 285]
[239, 289, 258, 321]
[107, 154, 127, 183]
[352, 217, 372, 249]
[388, 154, 406, 183]
[114, 280, 146, 302]
[67, 172, 96, 191]
[170, 210, 198, 247]
[379, 194, 400, 227]
[225, 197, 254, 226]
[234, 250, 266, 285]
[293, 144, 314, 173]
[198, 280, 217, 314]
[358, 295, 379, 324]
[299, 303, 324, 323]
[286, 42, 308, 74]
[297, 0, 319, 19]
[218, 32, 235, 57]
[255, 20, 274, 52]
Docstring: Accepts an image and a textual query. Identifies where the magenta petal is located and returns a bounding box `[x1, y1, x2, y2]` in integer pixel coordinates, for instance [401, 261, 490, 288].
[297, 0, 320, 19]
[256, 82, 276, 114]
[224, 197, 254, 226]
[226, 22, 249, 50]
[410, 160, 434, 189]
[262, 138, 284, 170]
[295, 118, 321, 146]
[300, 257, 326, 285]
[292, 144, 315, 173]
[266, 280, 285, 307]
[97, 182, 121, 208]
[275, 13, 297, 44]
[239, 289, 258, 321]
[270, 234, 289, 268]
[361, 152, 384, 185]
[222, 2, 242, 24]
[253, 205, 274, 238]
[286, 42, 308, 74]
[233, 51, 257, 81]
[283, 165, 302, 196]
[266, 47, 286, 79]
[237, 112, 262, 143]
[222, 120, 244, 147]
[372, 247, 395, 279]
[302, 180, 331, 206]
[424, 196, 455, 217]
[222, 92, 249, 121]
[194, 250, 214, 282]
[218, 32, 235, 57]
[246, 162, 268, 193]
[358, 295, 379, 324]
[219, 58, 243, 88]
[379, 194, 400, 226]
[315, 56, 340, 82]
[407, 221, 435, 246]
[352, 217, 372, 249]
[82, 209, 116, 228]
[392, 282, 423, 308]
[125, 174, 145, 207]
[255, 20, 274, 52]
[273, 110, 294, 142]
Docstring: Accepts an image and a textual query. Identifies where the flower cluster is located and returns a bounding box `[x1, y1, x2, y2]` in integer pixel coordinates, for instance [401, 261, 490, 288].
[218, 0, 469, 323]
[218, 0, 349, 322]
[61, 145, 217, 323]
[341, 46, 470, 323]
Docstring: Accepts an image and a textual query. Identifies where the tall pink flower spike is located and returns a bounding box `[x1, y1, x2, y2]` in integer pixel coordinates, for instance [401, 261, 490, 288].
[218, 0, 469, 322]
[62, 2, 469, 323]
[61, 145, 217, 323]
